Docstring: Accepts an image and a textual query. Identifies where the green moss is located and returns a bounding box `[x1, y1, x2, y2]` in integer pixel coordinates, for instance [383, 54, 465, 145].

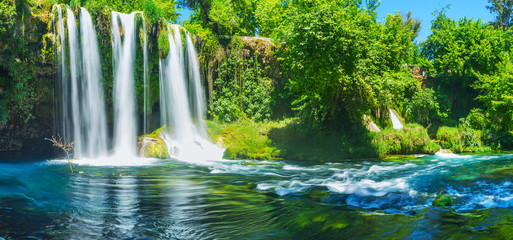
[433, 194, 454, 207]
[157, 27, 169, 59]
[207, 120, 443, 161]
[138, 127, 169, 158]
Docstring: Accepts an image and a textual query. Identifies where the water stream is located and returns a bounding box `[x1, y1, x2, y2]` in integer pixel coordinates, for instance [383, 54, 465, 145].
[3, 153, 513, 239]
[111, 11, 138, 158]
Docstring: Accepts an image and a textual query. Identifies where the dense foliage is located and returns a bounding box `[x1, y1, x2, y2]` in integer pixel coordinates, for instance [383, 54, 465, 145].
[4, 0, 513, 157]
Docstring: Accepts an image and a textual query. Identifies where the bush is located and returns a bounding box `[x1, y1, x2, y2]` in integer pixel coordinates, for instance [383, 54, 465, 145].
[405, 88, 447, 127]
[371, 124, 438, 157]
[157, 27, 169, 58]
[436, 124, 491, 153]
[211, 38, 274, 123]
[436, 126, 464, 151]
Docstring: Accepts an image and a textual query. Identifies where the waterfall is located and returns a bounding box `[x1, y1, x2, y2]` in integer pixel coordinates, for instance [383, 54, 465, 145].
[160, 24, 195, 146]
[111, 11, 138, 158]
[142, 16, 149, 135]
[159, 25, 223, 161]
[66, 6, 83, 156]
[53, 5, 219, 162]
[186, 33, 207, 137]
[52, 5, 68, 140]
[389, 109, 404, 130]
[79, 8, 108, 158]
[55, 6, 109, 159]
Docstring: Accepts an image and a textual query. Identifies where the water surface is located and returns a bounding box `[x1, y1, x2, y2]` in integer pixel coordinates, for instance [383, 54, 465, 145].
[2, 154, 513, 239]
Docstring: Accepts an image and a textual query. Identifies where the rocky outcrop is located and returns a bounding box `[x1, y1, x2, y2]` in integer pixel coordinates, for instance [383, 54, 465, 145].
[137, 127, 169, 158]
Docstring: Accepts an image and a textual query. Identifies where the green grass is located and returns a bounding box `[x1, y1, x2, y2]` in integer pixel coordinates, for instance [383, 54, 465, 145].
[371, 124, 440, 157]
[207, 120, 281, 160]
[207, 120, 439, 162]
[436, 126, 492, 153]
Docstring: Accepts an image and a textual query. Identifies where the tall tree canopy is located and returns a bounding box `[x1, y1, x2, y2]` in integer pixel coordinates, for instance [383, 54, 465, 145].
[487, 0, 513, 29]
[281, 0, 420, 126]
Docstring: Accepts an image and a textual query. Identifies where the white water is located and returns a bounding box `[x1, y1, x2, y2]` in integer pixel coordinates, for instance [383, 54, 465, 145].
[186, 33, 207, 136]
[159, 24, 223, 162]
[389, 108, 404, 130]
[111, 11, 138, 158]
[52, 5, 68, 139]
[55, 7, 109, 159]
[142, 15, 149, 134]
[66, 6, 83, 156]
[54, 6, 219, 164]
[79, 8, 109, 158]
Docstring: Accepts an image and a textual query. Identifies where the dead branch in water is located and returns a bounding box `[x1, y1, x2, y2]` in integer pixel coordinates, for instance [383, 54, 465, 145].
[45, 134, 75, 173]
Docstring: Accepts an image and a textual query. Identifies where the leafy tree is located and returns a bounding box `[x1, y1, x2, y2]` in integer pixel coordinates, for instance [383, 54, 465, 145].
[487, 0, 513, 29]
[254, 0, 296, 40]
[422, 11, 512, 119]
[474, 59, 513, 131]
[281, 0, 419, 127]
[405, 88, 446, 127]
[0, 0, 15, 36]
[180, 0, 256, 36]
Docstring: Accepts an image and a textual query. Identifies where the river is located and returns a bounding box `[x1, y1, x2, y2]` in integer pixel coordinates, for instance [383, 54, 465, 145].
[2, 153, 513, 239]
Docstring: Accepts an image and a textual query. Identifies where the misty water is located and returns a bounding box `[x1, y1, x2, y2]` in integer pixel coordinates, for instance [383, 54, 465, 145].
[2, 153, 513, 239]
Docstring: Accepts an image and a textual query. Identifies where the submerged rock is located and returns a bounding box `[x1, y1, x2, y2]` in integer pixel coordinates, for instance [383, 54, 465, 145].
[432, 194, 454, 207]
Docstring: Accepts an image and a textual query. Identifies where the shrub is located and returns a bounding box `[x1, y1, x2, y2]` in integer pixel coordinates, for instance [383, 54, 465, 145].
[372, 124, 437, 157]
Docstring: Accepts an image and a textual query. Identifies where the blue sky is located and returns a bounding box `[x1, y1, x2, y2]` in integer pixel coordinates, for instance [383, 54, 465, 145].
[376, 0, 494, 42]
[176, 0, 495, 42]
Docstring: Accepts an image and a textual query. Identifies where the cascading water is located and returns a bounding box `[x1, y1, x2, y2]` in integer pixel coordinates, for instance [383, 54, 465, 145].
[142, 17, 149, 135]
[111, 11, 138, 158]
[54, 5, 218, 163]
[52, 5, 68, 139]
[66, 6, 83, 156]
[186, 33, 207, 137]
[160, 24, 195, 152]
[79, 8, 108, 158]
[159, 25, 223, 161]
[389, 108, 404, 130]
[54, 6, 109, 159]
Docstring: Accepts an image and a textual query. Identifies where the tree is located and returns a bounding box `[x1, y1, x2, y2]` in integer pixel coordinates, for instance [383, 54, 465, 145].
[0, 0, 15, 36]
[180, 0, 256, 36]
[487, 0, 513, 29]
[475, 59, 513, 131]
[281, 0, 420, 127]
[421, 11, 512, 119]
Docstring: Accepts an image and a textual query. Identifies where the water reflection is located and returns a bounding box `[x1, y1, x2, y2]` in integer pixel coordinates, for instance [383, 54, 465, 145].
[4, 155, 513, 239]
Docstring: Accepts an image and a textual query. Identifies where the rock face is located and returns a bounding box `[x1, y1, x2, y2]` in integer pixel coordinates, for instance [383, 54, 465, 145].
[0, 1, 56, 160]
[0, 118, 55, 159]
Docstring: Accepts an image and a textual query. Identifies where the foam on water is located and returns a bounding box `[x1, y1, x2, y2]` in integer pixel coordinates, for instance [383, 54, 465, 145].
[52, 156, 158, 167]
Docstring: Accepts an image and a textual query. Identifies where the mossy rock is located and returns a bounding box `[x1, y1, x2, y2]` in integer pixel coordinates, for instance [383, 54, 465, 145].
[432, 194, 454, 207]
[138, 127, 170, 158]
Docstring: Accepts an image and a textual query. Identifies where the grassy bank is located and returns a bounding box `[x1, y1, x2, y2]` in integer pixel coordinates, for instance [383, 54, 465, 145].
[207, 119, 440, 162]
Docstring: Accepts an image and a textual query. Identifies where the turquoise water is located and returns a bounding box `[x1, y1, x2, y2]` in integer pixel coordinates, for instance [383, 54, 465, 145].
[2, 154, 513, 239]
